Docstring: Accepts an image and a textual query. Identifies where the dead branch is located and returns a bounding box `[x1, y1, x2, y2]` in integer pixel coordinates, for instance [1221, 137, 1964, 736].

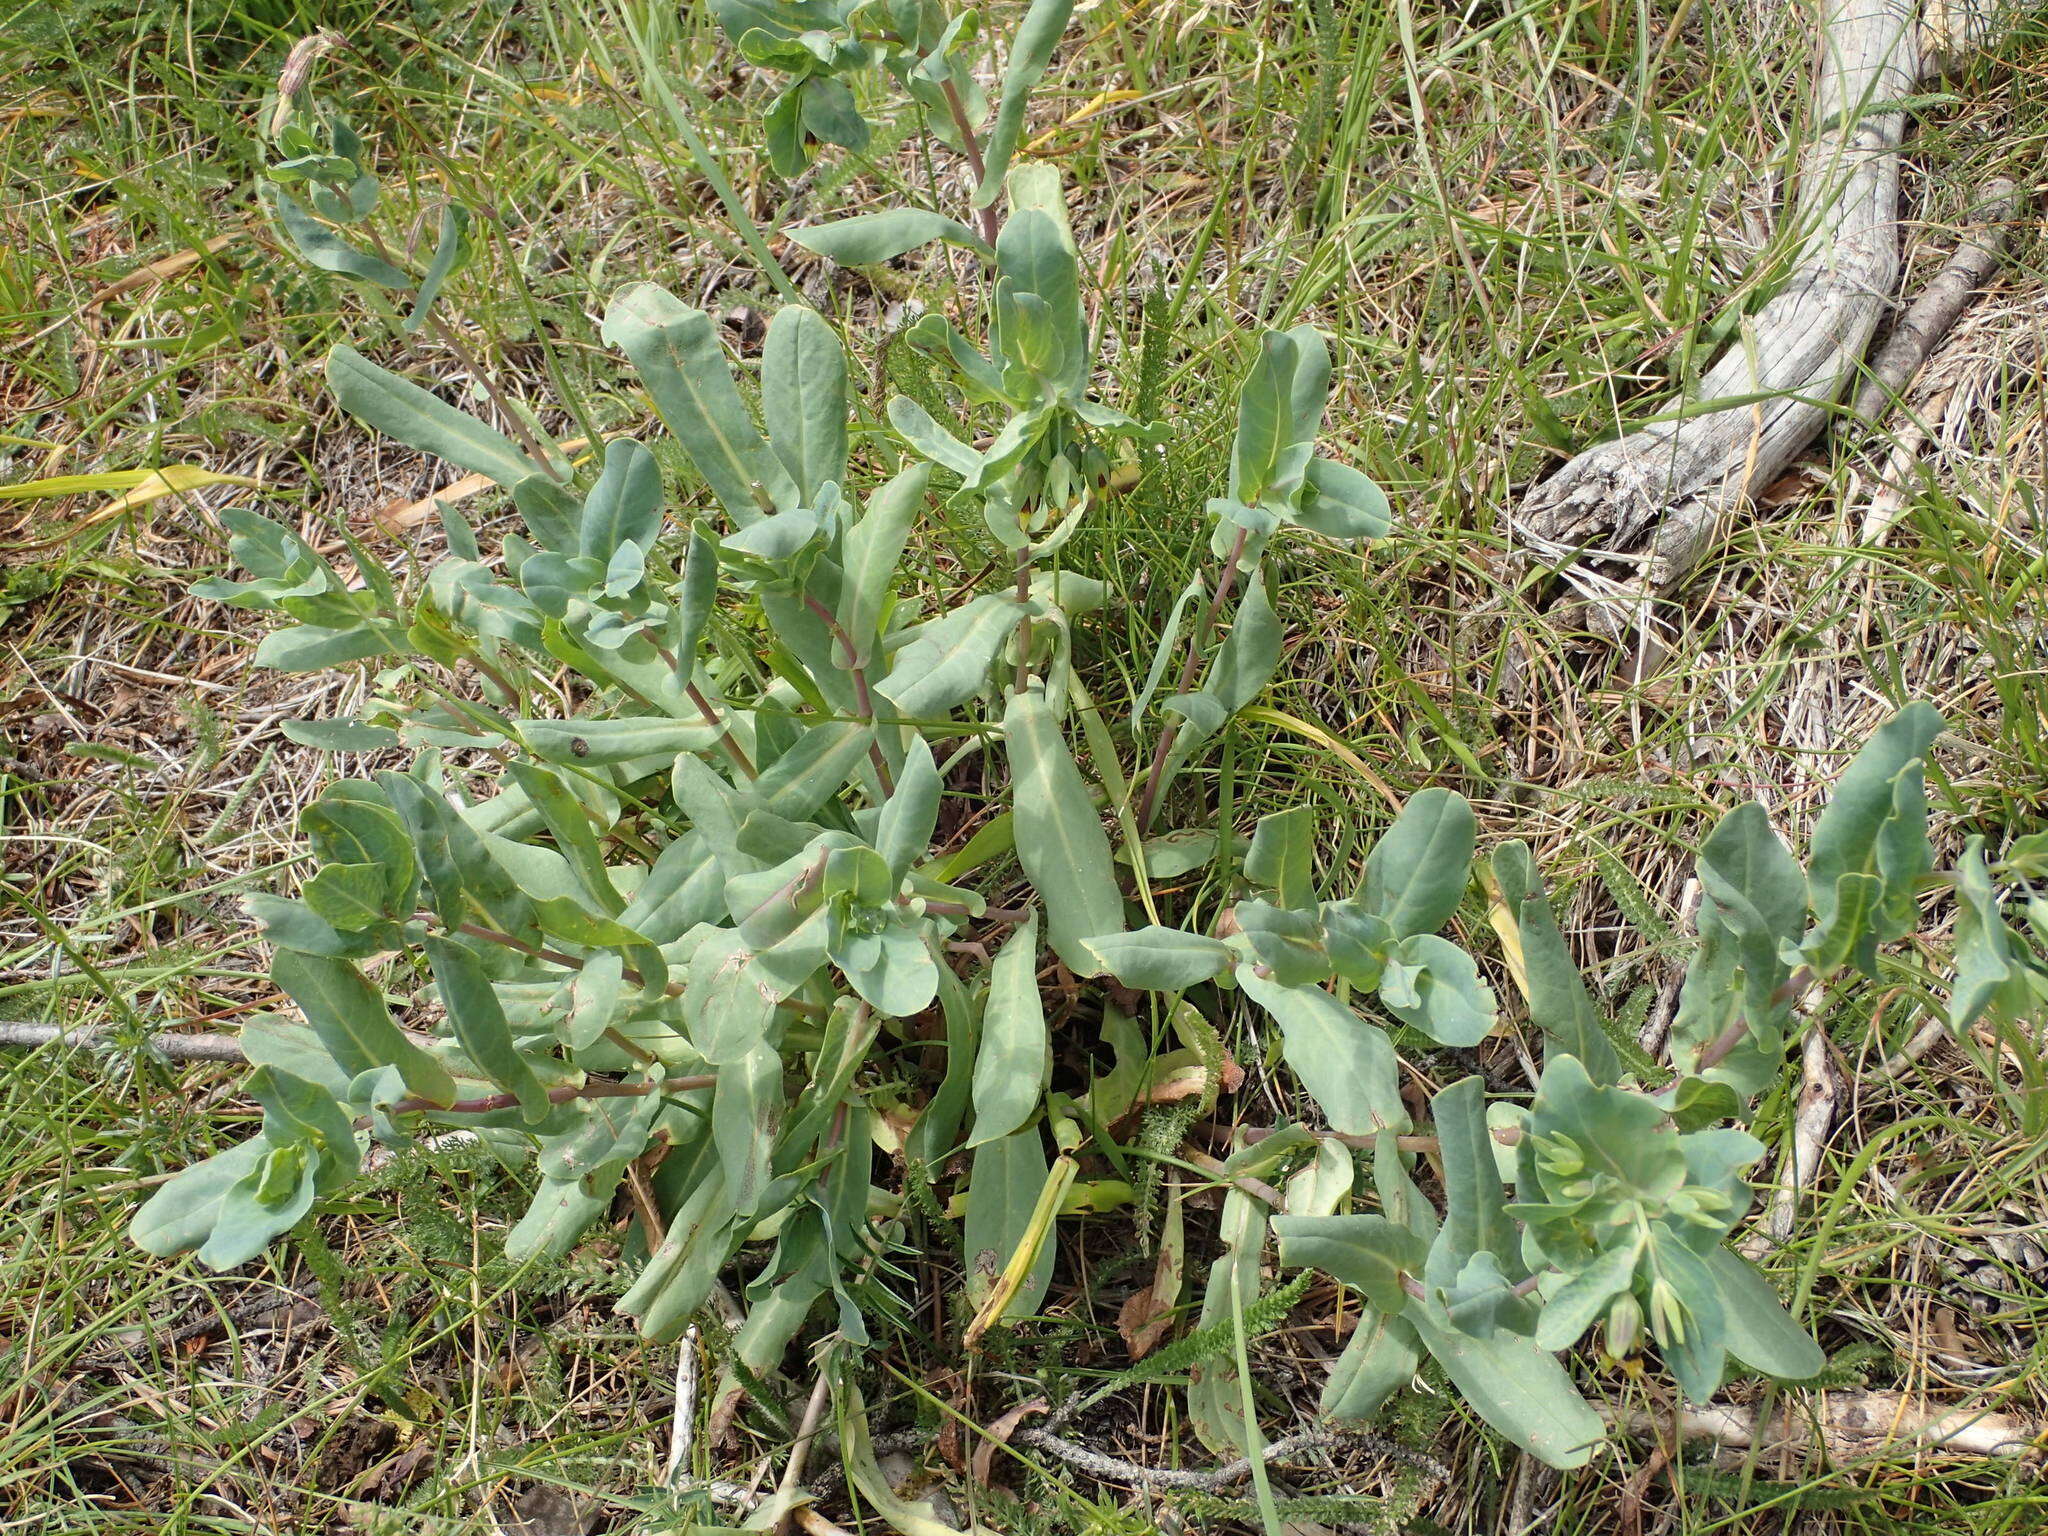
[1513, 0, 1919, 603]
[1745, 1027, 1844, 1255]
[1601, 1390, 2036, 1460]
[0, 1021, 247, 1062]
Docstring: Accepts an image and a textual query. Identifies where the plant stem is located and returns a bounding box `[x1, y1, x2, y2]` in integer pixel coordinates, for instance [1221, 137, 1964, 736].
[453, 920, 682, 999]
[389, 1072, 715, 1118]
[1659, 967, 1815, 1084]
[918, 898, 1030, 924]
[423, 313, 566, 480]
[687, 680, 759, 779]
[1012, 547, 1034, 693]
[650, 639, 758, 778]
[801, 594, 896, 795]
[940, 78, 1002, 248]
[1134, 526, 1250, 832]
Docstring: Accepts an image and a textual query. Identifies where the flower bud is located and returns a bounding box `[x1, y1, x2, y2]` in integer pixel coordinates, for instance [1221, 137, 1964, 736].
[1648, 1278, 1687, 1347]
[1604, 1292, 1643, 1358]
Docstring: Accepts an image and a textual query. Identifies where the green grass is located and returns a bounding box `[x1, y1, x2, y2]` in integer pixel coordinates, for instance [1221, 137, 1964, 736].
[4, 0, 2047, 1529]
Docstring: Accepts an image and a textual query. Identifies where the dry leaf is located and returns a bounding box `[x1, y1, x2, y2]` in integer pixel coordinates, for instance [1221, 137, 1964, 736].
[969, 1396, 1048, 1488]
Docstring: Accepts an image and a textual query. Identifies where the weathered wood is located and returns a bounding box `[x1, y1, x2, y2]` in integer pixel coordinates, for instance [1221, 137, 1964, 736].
[0, 1020, 246, 1061]
[1514, 0, 1919, 597]
[1602, 1391, 2035, 1460]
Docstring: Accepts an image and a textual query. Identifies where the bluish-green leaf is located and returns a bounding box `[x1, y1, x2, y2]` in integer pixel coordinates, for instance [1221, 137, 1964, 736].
[685, 929, 779, 1066]
[404, 202, 471, 332]
[328, 345, 540, 489]
[672, 524, 720, 662]
[962, 1127, 1055, 1319]
[253, 622, 397, 672]
[752, 719, 874, 821]
[519, 715, 717, 766]
[1533, 1241, 1641, 1352]
[1363, 789, 1475, 939]
[505, 1175, 617, 1264]
[877, 736, 942, 882]
[1004, 684, 1124, 972]
[1806, 702, 1942, 968]
[971, 0, 1077, 208]
[837, 464, 931, 665]
[269, 186, 411, 288]
[1239, 967, 1406, 1135]
[272, 950, 456, 1106]
[1244, 805, 1316, 909]
[762, 305, 850, 499]
[713, 1042, 780, 1218]
[1408, 1305, 1603, 1469]
[280, 718, 402, 752]
[1427, 1076, 1516, 1286]
[507, 761, 625, 915]
[887, 395, 985, 481]
[1951, 836, 2029, 1028]
[1321, 1309, 1423, 1420]
[197, 1141, 319, 1269]
[1296, 456, 1392, 541]
[1203, 570, 1282, 715]
[1488, 843, 1622, 1085]
[875, 593, 1021, 717]
[247, 1065, 362, 1191]
[1705, 1246, 1825, 1381]
[423, 936, 552, 1122]
[1080, 927, 1234, 991]
[787, 208, 994, 265]
[1378, 934, 1496, 1047]
[1274, 1213, 1426, 1313]
[129, 1138, 269, 1258]
[968, 914, 1047, 1147]
[579, 438, 664, 563]
[602, 283, 794, 523]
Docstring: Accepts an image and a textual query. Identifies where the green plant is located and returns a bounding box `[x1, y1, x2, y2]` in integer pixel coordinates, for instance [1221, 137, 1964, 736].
[701, 0, 1074, 246]
[126, 2, 2048, 1484]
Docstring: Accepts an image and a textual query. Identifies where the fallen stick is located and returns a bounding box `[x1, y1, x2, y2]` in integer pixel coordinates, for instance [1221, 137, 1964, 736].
[1602, 1390, 2036, 1460]
[1745, 1026, 1844, 1255]
[1514, 0, 1919, 601]
[0, 1020, 246, 1062]
[1848, 177, 2018, 426]
[1853, 177, 2017, 544]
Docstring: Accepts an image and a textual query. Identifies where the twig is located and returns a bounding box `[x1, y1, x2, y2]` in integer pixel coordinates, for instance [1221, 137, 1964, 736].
[1745, 1027, 1843, 1256]
[1855, 178, 2018, 545]
[1879, 1017, 1950, 1075]
[0, 1021, 246, 1062]
[1514, 0, 1919, 600]
[1848, 177, 2017, 426]
[666, 1325, 701, 1490]
[1009, 1423, 1453, 1494]
[1639, 878, 1701, 1060]
[1185, 1151, 1288, 1211]
[774, 1368, 837, 1535]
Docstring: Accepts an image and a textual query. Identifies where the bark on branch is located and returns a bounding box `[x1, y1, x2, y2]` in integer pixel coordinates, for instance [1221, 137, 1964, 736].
[1513, 0, 1919, 601]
